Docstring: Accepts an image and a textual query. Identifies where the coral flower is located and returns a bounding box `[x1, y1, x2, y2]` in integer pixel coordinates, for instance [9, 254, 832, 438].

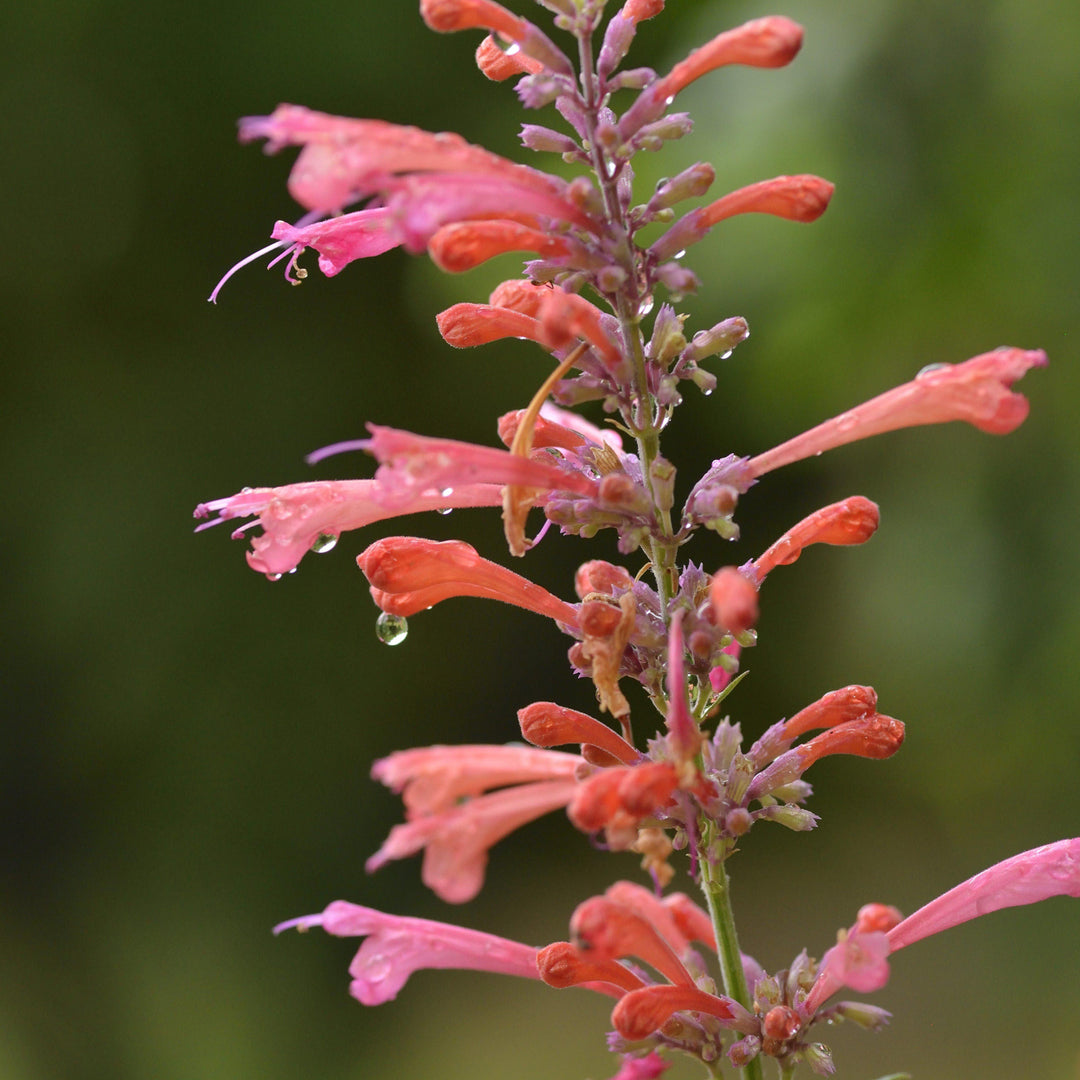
[748, 348, 1047, 477]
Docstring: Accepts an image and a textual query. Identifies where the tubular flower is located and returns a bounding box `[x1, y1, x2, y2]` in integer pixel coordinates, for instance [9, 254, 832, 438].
[618, 16, 804, 141]
[193, 479, 503, 579]
[475, 35, 544, 81]
[751, 496, 880, 582]
[748, 713, 905, 800]
[358, 536, 580, 625]
[518, 701, 641, 766]
[805, 838, 1080, 1014]
[275, 901, 541, 1004]
[428, 219, 574, 272]
[368, 774, 579, 903]
[420, 0, 575, 77]
[649, 175, 835, 262]
[363, 423, 599, 507]
[748, 348, 1048, 478]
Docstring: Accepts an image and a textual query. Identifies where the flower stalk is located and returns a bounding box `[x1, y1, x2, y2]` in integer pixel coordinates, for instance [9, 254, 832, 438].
[199, 3, 1057, 1078]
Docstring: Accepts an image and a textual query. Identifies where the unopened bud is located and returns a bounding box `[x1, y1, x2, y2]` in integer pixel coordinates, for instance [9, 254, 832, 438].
[647, 162, 716, 213]
[681, 316, 750, 364]
[709, 566, 759, 633]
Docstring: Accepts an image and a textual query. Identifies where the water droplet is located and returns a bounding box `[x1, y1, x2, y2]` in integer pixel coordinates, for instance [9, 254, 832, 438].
[702, 386, 713, 397]
[241, 486, 253, 494]
[310, 532, 338, 554]
[440, 487, 454, 497]
[720, 349, 733, 360]
[266, 572, 282, 582]
[375, 612, 408, 646]
[664, 95, 675, 107]
[674, 249, 686, 259]
[504, 42, 520, 56]
[437, 507, 453, 516]
[638, 299, 654, 317]
[916, 361, 951, 379]
[605, 160, 617, 177]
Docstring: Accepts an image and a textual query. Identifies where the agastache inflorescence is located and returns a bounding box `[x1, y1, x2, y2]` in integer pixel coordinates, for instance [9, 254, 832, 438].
[199, 2, 1070, 1077]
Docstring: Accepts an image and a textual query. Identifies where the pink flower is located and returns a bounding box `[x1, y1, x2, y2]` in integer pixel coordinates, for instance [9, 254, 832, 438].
[275, 900, 540, 1004]
[805, 838, 1080, 1013]
[518, 700, 640, 766]
[239, 105, 563, 214]
[363, 423, 599, 506]
[367, 746, 580, 902]
[357, 535, 580, 625]
[193, 479, 503, 579]
[748, 348, 1048, 478]
[270, 210, 401, 276]
[664, 610, 704, 766]
[606, 1052, 671, 1080]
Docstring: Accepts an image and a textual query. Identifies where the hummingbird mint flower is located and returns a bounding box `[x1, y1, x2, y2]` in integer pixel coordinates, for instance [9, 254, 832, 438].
[203, 2, 1055, 1076]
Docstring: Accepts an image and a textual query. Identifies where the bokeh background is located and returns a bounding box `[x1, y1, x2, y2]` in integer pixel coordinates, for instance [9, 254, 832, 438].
[5, 0, 1080, 1077]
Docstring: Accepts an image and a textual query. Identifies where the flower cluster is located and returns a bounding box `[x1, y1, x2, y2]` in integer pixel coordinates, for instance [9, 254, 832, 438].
[201, 2, 1070, 1078]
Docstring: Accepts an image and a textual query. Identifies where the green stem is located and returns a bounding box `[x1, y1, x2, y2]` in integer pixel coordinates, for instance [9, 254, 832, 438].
[700, 846, 764, 1080]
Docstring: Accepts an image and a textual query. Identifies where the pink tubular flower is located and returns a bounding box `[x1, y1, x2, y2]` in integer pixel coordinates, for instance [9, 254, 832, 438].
[239, 106, 558, 214]
[372, 743, 583, 816]
[612, 984, 748, 1041]
[358, 536, 580, 625]
[664, 611, 704, 767]
[607, 1052, 671, 1080]
[275, 900, 540, 1004]
[270, 209, 401, 277]
[363, 423, 599, 506]
[368, 775, 579, 903]
[751, 496, 880, 581]
[806, 838, 1080, 1013]
[619, 17, 803, 140]
[437, 301, 549, 348]
[708, 567, 759, 635]
[193, 480, 504, 578]
[748, 348, 1048, 478]
[649, 175, 834, 262]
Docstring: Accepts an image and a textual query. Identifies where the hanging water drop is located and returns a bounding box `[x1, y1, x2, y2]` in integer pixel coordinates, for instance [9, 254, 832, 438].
[720, 349, 733, 360]
[674, 249, 686, 259]
[375, 611, 409, 646]
[266, 572, 282, 582]
[310, 532, 338, 554]
[638, 298, 654, 317]
[504, 42, 520, 56]
[916, 361, 951, 379]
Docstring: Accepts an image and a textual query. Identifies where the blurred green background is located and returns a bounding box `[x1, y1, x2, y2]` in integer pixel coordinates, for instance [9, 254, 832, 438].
[5, 0, 1079, 1077]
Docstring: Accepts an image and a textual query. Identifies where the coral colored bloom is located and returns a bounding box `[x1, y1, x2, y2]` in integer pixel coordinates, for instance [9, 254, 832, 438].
[568, 761, 679, 841]
[536, 940, 646, 995]
[358, 536, 580, 625]
[806, 838, 1080, 1014]
[708, 566, 759, 634]
[751, 496, 880, 581]
[612, 984, 750, 1041]
[437, 301, 549, 348]
[475, 35, 544, 81]
[194, 479, 503, 578]
[276, 900, 540, 1004]
[518, 701, 640, 765]
[748, 713, 904, 799]
[649, 175, 834, 262]
[420, 0, 574, 77]
[372, 743, 582, 816]
[619, 17, 803, 140]
[782, 685, 878, 740]
[428, 219, 573, 272]
[748, 348, 1048, 477]
[368, 777, 579, 903]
